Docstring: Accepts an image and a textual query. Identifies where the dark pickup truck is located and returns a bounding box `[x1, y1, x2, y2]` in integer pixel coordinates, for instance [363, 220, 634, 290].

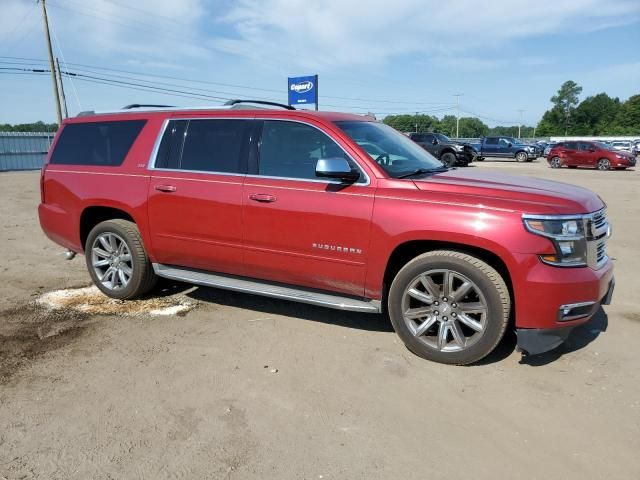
[409, 132, 476, 167]
[471, 136, 538, 162]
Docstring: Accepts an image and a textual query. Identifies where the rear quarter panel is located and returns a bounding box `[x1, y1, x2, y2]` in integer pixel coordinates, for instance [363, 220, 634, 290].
[39, 114, 165, 256]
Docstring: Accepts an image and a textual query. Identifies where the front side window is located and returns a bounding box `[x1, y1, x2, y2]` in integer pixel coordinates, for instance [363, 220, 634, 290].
[258, 120, 356, 181]
[335, 121, 443, 178]
[50, 120, 146, 166]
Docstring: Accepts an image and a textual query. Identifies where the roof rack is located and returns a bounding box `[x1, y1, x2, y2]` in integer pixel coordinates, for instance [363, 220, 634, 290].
[122, 104, 175, 109]
[224, 99, 295, 110]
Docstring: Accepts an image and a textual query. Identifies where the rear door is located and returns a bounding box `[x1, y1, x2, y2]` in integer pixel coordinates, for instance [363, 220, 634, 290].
[562, 141, 579, 165]
[483, 137, 499, 156]
[147, 118, 254, 274]
[242, 119, 375, 297]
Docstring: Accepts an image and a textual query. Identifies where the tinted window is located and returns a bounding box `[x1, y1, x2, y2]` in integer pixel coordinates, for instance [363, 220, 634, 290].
[411, 134, 426, 142]
[155, 120, 187, 169]
[498, 138, 511, 146]
[259, 121, 350, 180]
[565, 142, 578, 150]
[178, 119, 247, 173]
[50, 120, 146, 166]
[485, 137, 498, 145]
[579, 142, 592, 151]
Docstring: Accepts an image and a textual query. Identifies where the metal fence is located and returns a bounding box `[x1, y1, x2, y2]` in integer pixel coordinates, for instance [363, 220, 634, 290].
[0, 132, 55, 171]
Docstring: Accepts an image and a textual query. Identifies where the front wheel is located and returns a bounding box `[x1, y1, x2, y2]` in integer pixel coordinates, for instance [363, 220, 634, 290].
[388, 250, 511, 365]
[597, 158, 611, 171]
[550, 156, 562, 168]
[85, 219, 157, 299]
[441, 152, 457, 167]
[515, 151, 528, 162]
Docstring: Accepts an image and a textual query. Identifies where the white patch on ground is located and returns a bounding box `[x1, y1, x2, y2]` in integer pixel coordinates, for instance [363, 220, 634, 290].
[36, 286, 195, 317]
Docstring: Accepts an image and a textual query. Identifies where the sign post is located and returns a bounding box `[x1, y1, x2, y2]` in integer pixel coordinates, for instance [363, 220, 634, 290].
[288, 75, 318, 110]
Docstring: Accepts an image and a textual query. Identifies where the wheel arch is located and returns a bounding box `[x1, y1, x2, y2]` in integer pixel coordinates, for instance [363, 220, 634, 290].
[79, 206, 136, 252]
[382, 239, 514, 307]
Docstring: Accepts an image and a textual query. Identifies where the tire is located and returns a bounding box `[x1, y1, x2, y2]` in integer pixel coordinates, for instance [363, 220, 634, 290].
[515, 151, 528, 162]
[597, 158, 611, 171]
[441, 152, 457, 167]
[476, 157, 485, 161]
[550, 156, 562, 168]
[85, 219, 157, 299]
[387, 250, 511, 365]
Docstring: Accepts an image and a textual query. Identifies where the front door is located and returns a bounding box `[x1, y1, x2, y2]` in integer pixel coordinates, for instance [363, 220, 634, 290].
[242, 119, 375, 297]
[147, 118, 251, 274]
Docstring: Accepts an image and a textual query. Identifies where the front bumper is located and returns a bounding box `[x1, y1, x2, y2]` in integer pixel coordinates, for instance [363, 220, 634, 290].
[516, 276, 614, 355]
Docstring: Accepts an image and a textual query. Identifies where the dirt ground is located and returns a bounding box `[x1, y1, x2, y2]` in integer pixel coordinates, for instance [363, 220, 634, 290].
[1, 160, 639, 479]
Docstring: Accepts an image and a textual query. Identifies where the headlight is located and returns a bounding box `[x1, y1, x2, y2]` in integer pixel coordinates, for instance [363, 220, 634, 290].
[615, 154, 624, 159]
[452, 144, 463, 151]
[523, 216, 587, 266]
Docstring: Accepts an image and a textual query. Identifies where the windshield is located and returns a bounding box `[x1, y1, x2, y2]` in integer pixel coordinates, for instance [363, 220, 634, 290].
[434, 133, 450, 143]
[334, 121, 443, 178]
[594, 142, 610, 150]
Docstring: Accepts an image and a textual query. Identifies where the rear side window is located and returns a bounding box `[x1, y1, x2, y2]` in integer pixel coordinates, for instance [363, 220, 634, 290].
[154, 119, 248, 173]
[50, 120, 146, 166]
[485, 137, 498, 145]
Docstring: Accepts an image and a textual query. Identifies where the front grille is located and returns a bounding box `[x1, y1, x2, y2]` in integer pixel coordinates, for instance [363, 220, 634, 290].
[585, 208, 609, 270]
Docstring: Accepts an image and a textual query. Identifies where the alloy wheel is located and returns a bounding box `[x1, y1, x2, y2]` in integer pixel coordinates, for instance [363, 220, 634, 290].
[550, 157, 561, 168]
[401, 269, 488, 352]
[597, 158, 610, 170]
[91, 232, 133, 291]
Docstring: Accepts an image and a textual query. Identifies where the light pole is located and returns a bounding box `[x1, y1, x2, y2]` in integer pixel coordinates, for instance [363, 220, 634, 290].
[517, 109, 525, 138]
[453, 94, 463, 138]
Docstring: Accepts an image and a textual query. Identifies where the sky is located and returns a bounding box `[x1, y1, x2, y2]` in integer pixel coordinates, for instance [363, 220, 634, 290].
[0, 0, 639, 127]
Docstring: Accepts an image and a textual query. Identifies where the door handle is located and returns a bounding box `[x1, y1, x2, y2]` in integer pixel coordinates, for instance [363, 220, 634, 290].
[249, 193, 277, 203]
[155, 184, 177, 193]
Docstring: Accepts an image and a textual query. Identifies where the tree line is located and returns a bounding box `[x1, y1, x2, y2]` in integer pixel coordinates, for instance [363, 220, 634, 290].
[383, 81, 638, 138]
[0, 121, 58, 133]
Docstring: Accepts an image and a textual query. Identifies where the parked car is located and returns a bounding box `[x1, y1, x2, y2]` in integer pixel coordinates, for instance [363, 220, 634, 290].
[610, 141, 634, 154]
[408, 132, 475, 167]
[543, 142, 558, 156]
[547, 141, 636, 170]
[470, 136, 538, 162]
[38, 101, 614, 365]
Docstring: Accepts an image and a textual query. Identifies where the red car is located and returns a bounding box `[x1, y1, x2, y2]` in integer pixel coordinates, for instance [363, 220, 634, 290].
[547, 141, 636, 170]
[38, 101, 615, 364]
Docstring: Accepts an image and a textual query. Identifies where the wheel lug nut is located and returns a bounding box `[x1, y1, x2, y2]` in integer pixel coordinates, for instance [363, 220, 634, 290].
[443, 316, 448, 321]
[452, 303, 457, 308]
[433, 310, 439, 315]
[434, 301, 439, 306]
[442, 297, 448, 302]
[452, 312, 457, 317]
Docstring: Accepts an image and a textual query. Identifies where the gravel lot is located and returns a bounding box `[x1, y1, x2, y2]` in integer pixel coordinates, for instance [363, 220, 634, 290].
[1, 159, 639, 479]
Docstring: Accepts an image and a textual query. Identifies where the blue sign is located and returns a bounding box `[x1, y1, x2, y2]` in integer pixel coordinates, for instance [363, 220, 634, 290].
[288, 75, 318, 107]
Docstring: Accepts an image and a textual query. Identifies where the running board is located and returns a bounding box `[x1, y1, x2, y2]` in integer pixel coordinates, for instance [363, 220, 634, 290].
[152, 264, 382, 313]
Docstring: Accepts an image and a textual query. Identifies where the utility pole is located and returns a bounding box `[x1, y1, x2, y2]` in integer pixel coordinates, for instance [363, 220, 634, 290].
[415, 112, 418, 133]
[517, 109, 525, 138]
[56, 57, 68, 118]
[453, 94, 463, 138]
[39, 0, 62, 125]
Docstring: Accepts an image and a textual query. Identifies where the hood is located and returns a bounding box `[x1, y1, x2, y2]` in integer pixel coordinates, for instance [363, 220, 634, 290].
[412, 169, 604, 215]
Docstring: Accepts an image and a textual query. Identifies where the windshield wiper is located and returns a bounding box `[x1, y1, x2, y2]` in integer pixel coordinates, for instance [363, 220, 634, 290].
[397, 166, 449, 179]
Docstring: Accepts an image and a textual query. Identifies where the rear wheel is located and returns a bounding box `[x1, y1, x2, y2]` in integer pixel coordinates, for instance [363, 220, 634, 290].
[597, 158, 611, 171]
[550, 156, 562, 168]
[387, 250, 511, 365]
[441, 152, 457, 167]
[85, 219, 157, 299]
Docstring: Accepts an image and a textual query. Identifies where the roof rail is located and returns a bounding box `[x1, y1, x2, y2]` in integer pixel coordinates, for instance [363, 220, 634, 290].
[122, 104, 175, 109]
[224, 99, 295, 110]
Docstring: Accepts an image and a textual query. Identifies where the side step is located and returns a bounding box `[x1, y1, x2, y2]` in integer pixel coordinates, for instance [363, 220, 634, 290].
[152, 264, 382, 313]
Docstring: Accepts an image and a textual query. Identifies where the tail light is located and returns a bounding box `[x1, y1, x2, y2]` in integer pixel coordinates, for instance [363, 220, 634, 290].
[40, 164, 46, 203]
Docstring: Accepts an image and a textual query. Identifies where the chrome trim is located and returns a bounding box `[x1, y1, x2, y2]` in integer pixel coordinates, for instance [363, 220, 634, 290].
[147, 117, 371, 186]
[152, 263, 381, 313]
[558, 301, 597, 322]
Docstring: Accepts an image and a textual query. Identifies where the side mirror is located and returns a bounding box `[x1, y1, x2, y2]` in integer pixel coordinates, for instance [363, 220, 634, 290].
[589, 147, 596, 152]
[315, 158, 360, 183]
[507, 142, 513, 148]
[432, 139, 438, 145]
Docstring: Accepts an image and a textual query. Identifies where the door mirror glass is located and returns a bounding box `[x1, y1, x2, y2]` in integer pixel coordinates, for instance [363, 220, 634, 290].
[507, 142, 512, 148]
[432, 139, 438, 145]
[315, 158, 360, 183]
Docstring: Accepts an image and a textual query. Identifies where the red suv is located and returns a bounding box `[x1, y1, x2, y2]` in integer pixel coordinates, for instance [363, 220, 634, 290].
[548, 141, 636, 170]
[38, 101, 615, 364]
